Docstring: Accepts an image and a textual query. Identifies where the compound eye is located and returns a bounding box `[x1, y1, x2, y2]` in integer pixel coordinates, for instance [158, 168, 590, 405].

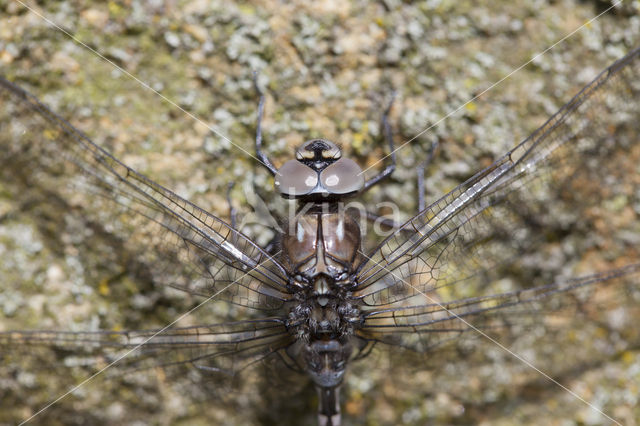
[275, 160, 318, 196]
[319, 158, 364, 194]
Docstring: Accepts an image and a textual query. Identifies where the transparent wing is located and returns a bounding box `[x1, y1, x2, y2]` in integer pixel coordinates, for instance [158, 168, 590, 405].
[0, 318, 292, 377]
[355, 47, 640, 307]
[357, 263, 640, 353]
[0, 78, 291, 309]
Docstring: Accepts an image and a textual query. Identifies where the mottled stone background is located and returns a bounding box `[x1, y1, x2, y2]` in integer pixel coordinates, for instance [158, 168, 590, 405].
[1, 0, 639, 425]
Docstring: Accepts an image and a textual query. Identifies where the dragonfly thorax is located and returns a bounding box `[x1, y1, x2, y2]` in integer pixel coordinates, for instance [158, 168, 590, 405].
[286, 292, 360, 390]
[283, 210, 361, 284]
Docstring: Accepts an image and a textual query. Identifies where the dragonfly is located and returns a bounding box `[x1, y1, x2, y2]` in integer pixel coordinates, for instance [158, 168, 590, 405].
[1, 40, 639, 426]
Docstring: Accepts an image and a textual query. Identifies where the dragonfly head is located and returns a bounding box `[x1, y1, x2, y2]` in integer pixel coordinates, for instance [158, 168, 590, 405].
[275, 139, 364, 199]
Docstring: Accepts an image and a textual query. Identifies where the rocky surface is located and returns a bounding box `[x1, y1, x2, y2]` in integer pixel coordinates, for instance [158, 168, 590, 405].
[1, 1, 639, 425]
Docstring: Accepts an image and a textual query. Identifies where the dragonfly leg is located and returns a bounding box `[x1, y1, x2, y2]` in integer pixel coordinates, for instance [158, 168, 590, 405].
[226, 182, 238, 229]
[253, 73, 278, 176]
[263, 236, 280, 255]
[417, 139, 439, 212]
[363, 209, 421, 237]
[362, 92, 397, 191]
[364, 210, 403, 231]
